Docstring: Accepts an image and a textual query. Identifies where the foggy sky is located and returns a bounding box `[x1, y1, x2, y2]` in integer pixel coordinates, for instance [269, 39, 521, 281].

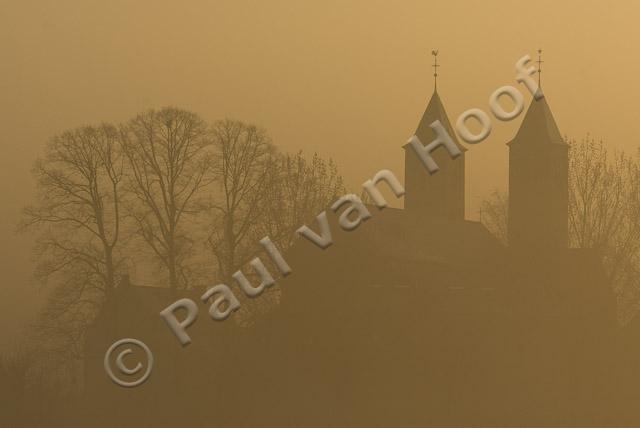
[1, 0, 637, 350]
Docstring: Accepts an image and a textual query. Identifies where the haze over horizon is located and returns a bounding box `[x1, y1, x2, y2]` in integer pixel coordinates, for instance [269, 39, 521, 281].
[2, 0, 638, 350]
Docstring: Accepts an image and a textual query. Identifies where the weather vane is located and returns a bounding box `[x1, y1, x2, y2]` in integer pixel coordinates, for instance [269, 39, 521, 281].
[537, 49, 543, 86]
[431, 50, 439, 90]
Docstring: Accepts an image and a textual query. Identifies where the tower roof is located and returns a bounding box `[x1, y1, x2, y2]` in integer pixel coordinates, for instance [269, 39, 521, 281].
[508, 96, 566, 146]
[403, 89, 467, 152]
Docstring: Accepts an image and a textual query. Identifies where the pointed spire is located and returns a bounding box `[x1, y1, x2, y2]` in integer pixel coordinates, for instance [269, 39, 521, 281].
[404, 89, 467, 152]
[537, 49, 543, 87]
[402, 52, 465, 152]
[508, 96, 566, 147]
[509, 50, 566, 147]
[431, 50, 439, 91]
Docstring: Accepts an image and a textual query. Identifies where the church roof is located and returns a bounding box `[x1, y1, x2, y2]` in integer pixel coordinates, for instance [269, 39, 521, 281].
[403, 89, 467, 152]
[507, 96, 566, 146]
[283, 206, 507, 290]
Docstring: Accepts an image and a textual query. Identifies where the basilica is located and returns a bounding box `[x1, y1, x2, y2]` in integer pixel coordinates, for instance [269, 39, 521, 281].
[84, 80, 635, 428]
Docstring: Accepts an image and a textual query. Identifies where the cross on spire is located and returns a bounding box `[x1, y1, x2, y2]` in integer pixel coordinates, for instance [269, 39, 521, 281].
[537, 49, 543, 87]
[431, 50, 439, 90]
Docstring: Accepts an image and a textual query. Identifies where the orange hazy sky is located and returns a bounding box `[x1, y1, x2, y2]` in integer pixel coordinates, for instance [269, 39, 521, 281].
[1, 0, 638, 349]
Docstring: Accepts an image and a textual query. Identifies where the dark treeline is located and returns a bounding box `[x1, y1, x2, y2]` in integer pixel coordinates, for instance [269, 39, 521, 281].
[1, 107, 345, 427]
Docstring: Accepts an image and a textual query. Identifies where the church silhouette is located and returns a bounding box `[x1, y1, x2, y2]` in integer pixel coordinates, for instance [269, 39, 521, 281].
[84, 84, 636, 428]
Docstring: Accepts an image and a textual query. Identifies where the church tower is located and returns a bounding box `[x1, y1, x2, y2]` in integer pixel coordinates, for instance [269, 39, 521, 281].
[403, 52, 466, 221]
[507, 95, 568, 251]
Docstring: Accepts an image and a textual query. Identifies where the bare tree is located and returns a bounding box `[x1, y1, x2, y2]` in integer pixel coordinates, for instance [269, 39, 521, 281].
[207, 120, 346, 281]
[480, 189, 509, 246]
[21, 124, 124, 354]
[480, 136, 640, 319]
[262, 151, 345, 251]
[568, 136, 628, 249]
[22, 125, 124, 296]
[207, 119, 277, 283]
[122, 107, 213, 290]
[568, 137, 640, 319]
[207, 121, 346, 325]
